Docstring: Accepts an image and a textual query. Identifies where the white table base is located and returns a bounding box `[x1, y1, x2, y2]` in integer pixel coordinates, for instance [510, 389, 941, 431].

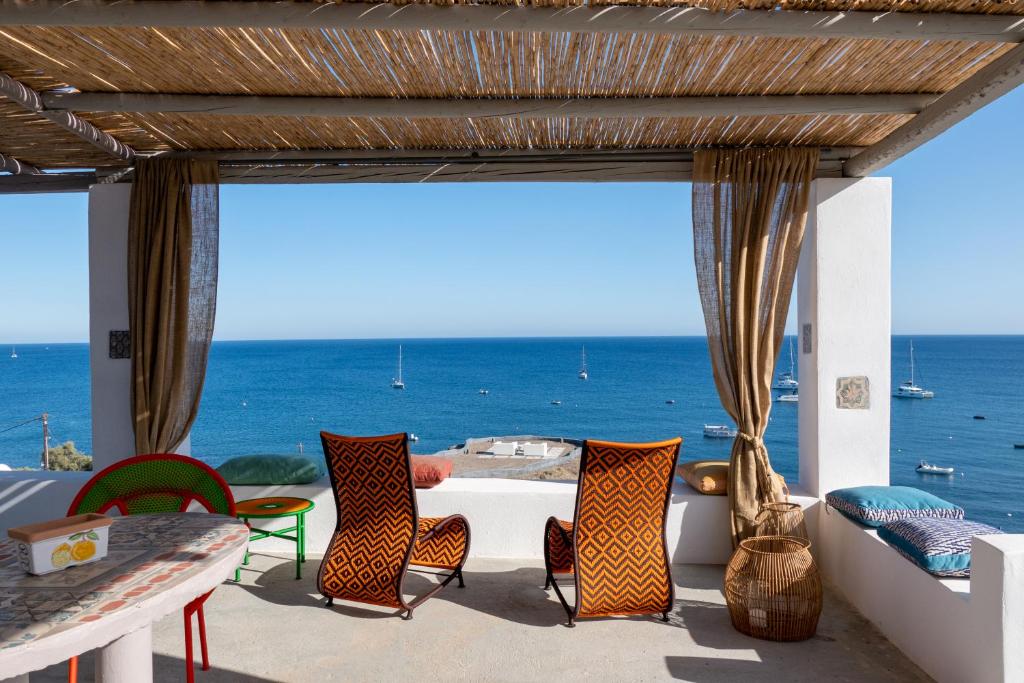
[95, 624, 153, 683]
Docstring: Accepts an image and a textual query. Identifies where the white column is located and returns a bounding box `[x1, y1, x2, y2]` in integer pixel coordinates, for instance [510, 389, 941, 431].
[797, 177, 891, 497]
[95, 624, 153, 683]
[89, 184, 135, 470]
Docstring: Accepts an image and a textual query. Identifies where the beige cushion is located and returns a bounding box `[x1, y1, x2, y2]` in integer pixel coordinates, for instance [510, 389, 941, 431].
[676, 460, 789, 497]
[677, 460, 729, 495]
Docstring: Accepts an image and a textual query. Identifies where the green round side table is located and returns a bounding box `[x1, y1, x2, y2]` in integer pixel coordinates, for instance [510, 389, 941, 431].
[234, 496, 315, 581]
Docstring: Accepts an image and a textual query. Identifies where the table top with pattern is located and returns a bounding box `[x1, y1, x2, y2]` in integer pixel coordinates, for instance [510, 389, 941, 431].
[0, 513, 248, 677]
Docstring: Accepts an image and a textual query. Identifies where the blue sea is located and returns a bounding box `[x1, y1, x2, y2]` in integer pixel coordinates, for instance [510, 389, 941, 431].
[1, 336, 1022, 531]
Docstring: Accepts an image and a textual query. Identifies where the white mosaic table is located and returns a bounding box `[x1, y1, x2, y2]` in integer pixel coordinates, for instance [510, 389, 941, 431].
[0, 513, 248, 682]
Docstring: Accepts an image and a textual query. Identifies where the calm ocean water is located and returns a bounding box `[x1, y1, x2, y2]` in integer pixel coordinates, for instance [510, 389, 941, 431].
[1, 336, 1022, 530]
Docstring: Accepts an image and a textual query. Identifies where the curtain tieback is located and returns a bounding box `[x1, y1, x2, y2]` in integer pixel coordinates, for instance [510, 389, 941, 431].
[737, 431, 765, 449]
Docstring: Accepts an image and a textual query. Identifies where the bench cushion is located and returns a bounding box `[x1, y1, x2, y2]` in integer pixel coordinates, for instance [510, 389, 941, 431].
[825, 486, 963, 527]
[879, 517, 1002, 577]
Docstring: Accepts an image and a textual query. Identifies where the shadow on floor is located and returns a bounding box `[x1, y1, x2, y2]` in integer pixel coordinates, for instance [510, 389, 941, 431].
[235, 554, 682, 629]
[31, 652, 281, 683]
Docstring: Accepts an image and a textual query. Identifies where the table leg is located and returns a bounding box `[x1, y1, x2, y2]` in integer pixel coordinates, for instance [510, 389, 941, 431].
[295, 513, 303, 580]
[95, 624, 153, 683]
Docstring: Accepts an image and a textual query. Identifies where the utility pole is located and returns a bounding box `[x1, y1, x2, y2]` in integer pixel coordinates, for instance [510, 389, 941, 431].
[41, 413, 50, 470]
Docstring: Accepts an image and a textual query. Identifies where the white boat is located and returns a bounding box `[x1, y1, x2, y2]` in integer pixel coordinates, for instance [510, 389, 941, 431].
[551, 400, 562, 406]
[773, 339, 798, 390]
[479, 389, 489, 395]
[10, 347, 16, 359]
[409, 433, 419, 443]
[578, 345, 588, 380]
[916, 461, 954, 475]
[776, 393, 799, 403]
[894, 340, 934, 399]
[703, 424, 737, 439]
[391, 345, 405, 389]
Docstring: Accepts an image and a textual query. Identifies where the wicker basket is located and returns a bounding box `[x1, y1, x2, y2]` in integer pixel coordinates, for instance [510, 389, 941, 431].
[724, 536, 822, 641]
[753, 502, 809, 540]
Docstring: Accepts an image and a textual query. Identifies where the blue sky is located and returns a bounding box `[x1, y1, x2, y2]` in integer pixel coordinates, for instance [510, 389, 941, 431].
[1, 87, 1022, 342]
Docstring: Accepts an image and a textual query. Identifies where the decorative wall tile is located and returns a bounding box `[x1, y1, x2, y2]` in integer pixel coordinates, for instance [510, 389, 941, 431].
[836, 376, 870, 409]
[108, 330, 131, 359]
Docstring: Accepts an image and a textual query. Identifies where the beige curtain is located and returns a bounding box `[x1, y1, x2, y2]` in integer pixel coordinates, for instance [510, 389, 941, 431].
[692, 147, 818, 545]
[128, 158, 219, 454]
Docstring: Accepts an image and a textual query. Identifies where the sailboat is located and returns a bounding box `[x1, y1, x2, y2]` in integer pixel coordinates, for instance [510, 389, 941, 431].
[773, 339, 798, 390]
[578, 345, 588, 380]
[894, 340, 934, 399]
[391, 345, 406, 389]
[9, 347, 16, 359]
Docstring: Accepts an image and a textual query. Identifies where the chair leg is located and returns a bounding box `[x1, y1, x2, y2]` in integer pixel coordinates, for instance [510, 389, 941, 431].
[402, 608, 414, 621]
[543, 575, 551, 590]
[68, 655, 78, 683]
[456, 569, 465, 588]
[324, 596, 334, 608]
[662, 611, 671, 623]
[184, 608, 196, 683]
[198, 604, 210, 671]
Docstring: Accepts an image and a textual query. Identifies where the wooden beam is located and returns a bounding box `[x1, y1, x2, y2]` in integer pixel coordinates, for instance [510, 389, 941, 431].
[44, 92, 937, 119]
[844, 43, 1024, 176]
[0, 171, 96, 193]
[0, 72, 134, 161]
[173, 147, 863, 163]
[215, 157, 845, 183]
[2, 0, 1024, 43]
[0, 152, 40, 175]
[219, 160, 693, 183]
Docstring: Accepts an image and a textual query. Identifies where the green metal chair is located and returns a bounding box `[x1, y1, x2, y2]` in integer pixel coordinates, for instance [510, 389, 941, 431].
[66, 453, 236, 683]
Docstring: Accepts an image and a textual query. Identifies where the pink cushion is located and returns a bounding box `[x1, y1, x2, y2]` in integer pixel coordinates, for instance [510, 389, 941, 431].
[410, 456, 453, 489]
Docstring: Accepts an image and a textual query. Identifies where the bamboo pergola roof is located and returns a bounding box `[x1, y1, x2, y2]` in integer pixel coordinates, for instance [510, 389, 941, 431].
[1, 0, 1023, 188]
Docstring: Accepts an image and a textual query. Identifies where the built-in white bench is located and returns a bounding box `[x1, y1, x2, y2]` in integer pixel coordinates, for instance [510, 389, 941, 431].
[818, 505, 1024, 683]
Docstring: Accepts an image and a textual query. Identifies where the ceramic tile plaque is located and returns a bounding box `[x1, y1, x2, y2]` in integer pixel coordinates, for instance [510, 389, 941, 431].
[836, 376, 870, 409]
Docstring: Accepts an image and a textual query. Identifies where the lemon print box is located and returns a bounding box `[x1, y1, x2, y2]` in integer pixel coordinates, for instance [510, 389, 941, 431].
[7, 513, 112, 575]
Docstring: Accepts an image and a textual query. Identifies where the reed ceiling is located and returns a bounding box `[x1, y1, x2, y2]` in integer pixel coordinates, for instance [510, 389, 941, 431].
[0, 0, 1021, 172]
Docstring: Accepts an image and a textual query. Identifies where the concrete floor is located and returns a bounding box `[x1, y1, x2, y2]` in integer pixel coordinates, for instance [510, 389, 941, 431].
[35, 553, 931, 682]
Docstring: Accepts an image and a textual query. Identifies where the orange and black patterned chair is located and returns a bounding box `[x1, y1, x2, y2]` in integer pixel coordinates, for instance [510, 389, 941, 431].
[318, 431, 470, 620]
[544, 437, 681, 627]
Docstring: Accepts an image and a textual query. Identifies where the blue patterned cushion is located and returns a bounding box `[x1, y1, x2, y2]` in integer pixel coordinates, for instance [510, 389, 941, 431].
[825, 486, 963, 527]
[879, 518, 1003, 577]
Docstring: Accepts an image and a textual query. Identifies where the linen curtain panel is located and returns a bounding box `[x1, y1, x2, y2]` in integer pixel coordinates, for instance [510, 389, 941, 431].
[692, 147, 818, 545]
[128, 158, 219, 455]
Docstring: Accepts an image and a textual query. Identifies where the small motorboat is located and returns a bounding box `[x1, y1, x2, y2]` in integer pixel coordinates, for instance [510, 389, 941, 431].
[1014, 444, 1024, 450]
[551, 400, 562, 406]
[666, 399, 676, 405]
[703, 424, 737, 439]
[409, 433, 419, 442]
[479, 389, 489, 395]
[916, 461, 954, 475]
[974, 415, 986, 420]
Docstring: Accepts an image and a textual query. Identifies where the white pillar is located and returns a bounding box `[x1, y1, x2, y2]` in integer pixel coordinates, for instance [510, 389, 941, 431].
[89, 184, 135, 470]
[797, 178, 891, 497]
[95, 624, 153, 683]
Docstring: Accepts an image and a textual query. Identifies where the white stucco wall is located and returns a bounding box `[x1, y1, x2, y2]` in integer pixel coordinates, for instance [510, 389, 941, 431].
[798, 177, 891, 497]
[0, 471, 814, 565]
[88, 184, 135, 470]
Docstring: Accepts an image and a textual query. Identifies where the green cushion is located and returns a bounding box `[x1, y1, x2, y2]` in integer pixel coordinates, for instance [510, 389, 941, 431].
[217, 455, 325, 486]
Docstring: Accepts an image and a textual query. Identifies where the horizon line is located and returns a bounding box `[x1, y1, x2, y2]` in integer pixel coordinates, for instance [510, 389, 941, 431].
[5, 332, 1024, 345]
